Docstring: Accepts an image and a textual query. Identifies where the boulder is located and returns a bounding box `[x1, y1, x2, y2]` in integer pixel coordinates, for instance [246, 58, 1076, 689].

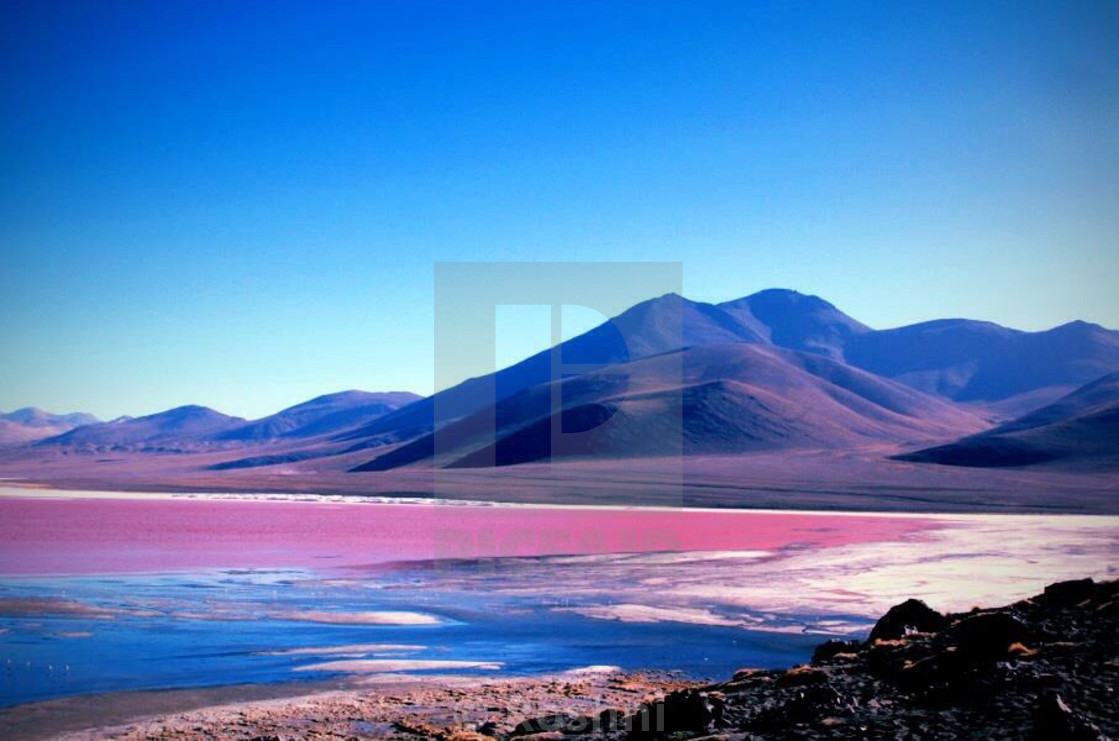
[1041, 579, 1097, 607]
[629, 689, 724, 738]
[596, 708, 627, 734]
[869, 599, 948, 641]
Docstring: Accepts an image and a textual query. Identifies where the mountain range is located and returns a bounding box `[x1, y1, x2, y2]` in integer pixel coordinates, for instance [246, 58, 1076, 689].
[13, 289, 1119, 473]
[31, 392, 421, 453]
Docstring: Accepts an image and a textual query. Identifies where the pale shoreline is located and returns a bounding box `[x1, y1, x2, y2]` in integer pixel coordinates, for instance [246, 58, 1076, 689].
[2, 482, 1116, 525]
[0, 670, 686, 741]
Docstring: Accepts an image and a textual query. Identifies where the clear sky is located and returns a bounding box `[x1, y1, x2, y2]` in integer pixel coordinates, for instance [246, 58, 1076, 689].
[2, 1, 1118, 419]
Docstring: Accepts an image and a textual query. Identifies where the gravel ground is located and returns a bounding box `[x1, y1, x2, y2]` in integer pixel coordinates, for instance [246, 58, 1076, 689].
[45, 672, 695, 741]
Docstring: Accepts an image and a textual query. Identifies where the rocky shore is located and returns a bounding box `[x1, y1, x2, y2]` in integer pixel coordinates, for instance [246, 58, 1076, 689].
[30, 578, 1119, 740]
[581, 577, 1118, 740]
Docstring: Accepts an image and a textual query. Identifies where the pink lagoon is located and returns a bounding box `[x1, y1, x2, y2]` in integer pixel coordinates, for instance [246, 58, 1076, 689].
[0, 488, 937, 576]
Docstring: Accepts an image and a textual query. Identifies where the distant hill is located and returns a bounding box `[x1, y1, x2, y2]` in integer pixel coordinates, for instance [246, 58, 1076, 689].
[895, 371, 1119, 470]
[354, 343, 986, 471]
[0, 408, 99, 445]
[219, 390, 421, 441]
[38, 405, 246, 452]
[844, 319, 1119, 412]
[31, 390, 421, 454]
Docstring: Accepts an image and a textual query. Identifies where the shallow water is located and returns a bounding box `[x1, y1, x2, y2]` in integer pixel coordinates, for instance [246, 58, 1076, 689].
[0, 490, 1116, 709]
[0, 567, 827, 707]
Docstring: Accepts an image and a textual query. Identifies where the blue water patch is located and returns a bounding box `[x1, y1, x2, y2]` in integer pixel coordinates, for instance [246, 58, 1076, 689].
[0, 567, 838, 708]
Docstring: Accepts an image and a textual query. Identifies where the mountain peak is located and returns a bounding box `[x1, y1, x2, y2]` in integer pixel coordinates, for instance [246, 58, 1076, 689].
[1046, 319, 1107, 335]
[37, 404, 244, 449]
[618, 291, 692, 314]
[2, 407, 47, 422]
[0, 407, 100, 444]
[1, 407, 98, 424]
[744, 287, 833, 306]
[894, 318, 1018, 335]
[717, 288, 870, 361]
[156, 405, 232, 420]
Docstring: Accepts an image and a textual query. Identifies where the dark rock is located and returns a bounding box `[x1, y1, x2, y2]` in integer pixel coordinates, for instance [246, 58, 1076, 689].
[749, 685, 848, 731]
[475, 720, 500, 736]
[867, 643, 900, 676]
[950, 611, 1029, 662]
[628, 689, 723, 738]
[893, 652, 956, 690]
[868, 640, 975, 693]
[1042, 579, 1097, 607]
[869, 598, 948, 641]
[663, 689, 724, 733]
[866, 640, 925, 679]
[626, 704, 659, 739]
[812, 639, 861, 663]
[596, 708, 627, 733]
[1030, 692, 1107, 740]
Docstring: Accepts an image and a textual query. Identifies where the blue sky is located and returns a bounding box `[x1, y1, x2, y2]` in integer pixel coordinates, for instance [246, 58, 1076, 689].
[2, 1, 1118, 419]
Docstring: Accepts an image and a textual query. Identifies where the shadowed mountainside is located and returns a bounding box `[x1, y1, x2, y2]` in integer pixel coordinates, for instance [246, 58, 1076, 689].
[896, 371, 1119, 471]
[217, 390, 421, 441]
[355, 343, 987, 471]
